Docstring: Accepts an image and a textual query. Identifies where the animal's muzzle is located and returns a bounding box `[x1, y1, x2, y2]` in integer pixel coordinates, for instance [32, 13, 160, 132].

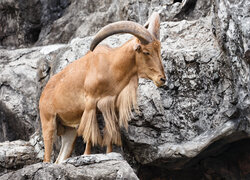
[160, 78, 166, 84]
[153, 76, 166, 87]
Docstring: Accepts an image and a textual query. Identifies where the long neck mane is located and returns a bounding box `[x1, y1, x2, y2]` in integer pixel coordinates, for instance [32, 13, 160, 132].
[96, 39, 139, 145]
[116, 74, 138, 129]
[111, 39, 139, 128]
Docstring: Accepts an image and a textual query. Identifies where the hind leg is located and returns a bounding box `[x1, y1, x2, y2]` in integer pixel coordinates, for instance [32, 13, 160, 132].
[40, 112, 56, 163]
[55, 126, 77, 164]
[106, 141, 112, 153]
[84, 141, 92, 155]
[103, 124, 121, 154]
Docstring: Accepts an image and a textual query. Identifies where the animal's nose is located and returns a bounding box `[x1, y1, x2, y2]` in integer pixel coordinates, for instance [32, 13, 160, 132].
[160, 78, 166, 83]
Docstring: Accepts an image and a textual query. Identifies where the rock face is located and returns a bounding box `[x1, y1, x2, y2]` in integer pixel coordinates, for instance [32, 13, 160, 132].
[212, 0, 250, 62]
[0, 0, 249, 179]
[123, 14, 249, 168]
[37, 0, 212, 46]
[212, 0, 250, 112]
[0, 0, 70, 47]
[0, 47, 41, 141]
[121, 0, 250, 176]
[0, 153, 139, 180]
[138, 138, 250, 179]
[1, 0, 211, 48]
[0, 140, 40, 176]
[0, 45, 66, 142]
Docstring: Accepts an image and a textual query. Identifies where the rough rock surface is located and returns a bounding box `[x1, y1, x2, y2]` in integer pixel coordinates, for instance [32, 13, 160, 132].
[138, 138, 250, 179]
[212, 0, 250, 62]
[0, 47, 40, 141]
[0, 0, 211, 48]
[0, 44, 66, 142]
[36, 0, 212, 46]
[0, 140, 40, 176]
[123, 14, 250, 169]
[0, 153, 139, 180]
[0, 0, 70, 47]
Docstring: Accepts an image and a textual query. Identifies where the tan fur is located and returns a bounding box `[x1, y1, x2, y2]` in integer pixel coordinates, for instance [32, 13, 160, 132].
[117, 75, 139, 129]
[98, 75, 139, 146]
[77, 107, 102, 146]
[97, 96, 121, 146]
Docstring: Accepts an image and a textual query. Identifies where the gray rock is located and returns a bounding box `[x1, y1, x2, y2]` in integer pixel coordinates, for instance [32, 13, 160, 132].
[0, 140, 40, 176]
[0, 0, 212, 48]
[0, 0, 70, 47]
[0, 44, 66, 142]
[212, 0, 250, 112]
[0, 47, 41, 141]
[37, 0, 212, 46]
[122, 16, 245, 168]
[0, 153, 139, 180]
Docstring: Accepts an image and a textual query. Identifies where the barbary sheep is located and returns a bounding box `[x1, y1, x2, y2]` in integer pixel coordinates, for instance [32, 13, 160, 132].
[39, 12, 166, 163]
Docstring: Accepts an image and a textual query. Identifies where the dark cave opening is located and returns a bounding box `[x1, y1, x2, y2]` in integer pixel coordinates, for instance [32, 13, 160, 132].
[138, 138, 250, 180]
[25, 26, 42, 44]
[173, 0, 198, 21]
[0, 101, 34, 142]
[174, 0, 183, 3]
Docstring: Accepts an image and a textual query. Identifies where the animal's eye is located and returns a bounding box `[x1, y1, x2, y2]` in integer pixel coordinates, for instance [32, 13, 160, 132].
[143, 51, 150, 55]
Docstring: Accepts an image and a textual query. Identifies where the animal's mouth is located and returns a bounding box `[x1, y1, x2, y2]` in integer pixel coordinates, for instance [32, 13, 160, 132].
[154, 81, 163, 87]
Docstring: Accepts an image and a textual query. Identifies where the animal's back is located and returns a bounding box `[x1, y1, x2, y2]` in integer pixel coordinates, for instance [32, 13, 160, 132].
[39, 45, 126, 126]
[39, 54, 90, 126]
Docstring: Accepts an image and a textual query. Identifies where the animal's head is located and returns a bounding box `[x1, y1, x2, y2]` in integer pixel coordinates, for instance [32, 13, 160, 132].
[133, 12, 166, 87]
[90, 12, 166, 87]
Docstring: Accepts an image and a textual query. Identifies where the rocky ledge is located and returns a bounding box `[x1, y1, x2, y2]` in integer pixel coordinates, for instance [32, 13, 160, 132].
[0, 140, 40, 176]
[0, 153, 138, 180]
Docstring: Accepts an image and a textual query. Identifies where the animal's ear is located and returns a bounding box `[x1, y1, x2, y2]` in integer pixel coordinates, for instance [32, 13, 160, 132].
[134, 44, 141, 52]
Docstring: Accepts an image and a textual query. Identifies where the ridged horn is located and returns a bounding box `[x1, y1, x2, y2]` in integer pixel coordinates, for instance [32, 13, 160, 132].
[90, 21, 154, 51]
[144, 12, 160, 40]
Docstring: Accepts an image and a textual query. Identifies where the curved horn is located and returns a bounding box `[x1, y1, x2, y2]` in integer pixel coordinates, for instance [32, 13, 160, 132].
[144, 12, 160, 40]
[90, 21, 154, 51]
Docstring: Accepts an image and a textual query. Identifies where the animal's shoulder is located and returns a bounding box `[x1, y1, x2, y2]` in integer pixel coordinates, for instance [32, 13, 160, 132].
[93, 44, 113, 54]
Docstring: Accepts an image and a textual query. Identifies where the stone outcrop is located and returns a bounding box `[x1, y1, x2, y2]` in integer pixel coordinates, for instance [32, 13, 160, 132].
[0, 140, 40, 176]
[122, 14, 250, 168]
[0, 47, 41, 141]
[36, 0, 212, 46]
[0, 153, 139, 180]
[0, 0, 70, 47]
[138, 139, 250, 179]
[1, 0, 211, 48]
[0, 45, 66, 142]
